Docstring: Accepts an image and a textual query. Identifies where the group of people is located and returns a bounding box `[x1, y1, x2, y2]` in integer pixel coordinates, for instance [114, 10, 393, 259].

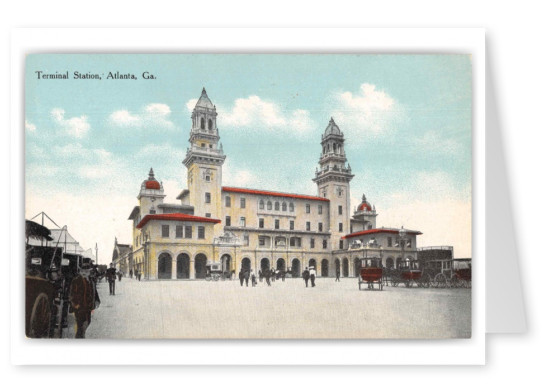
[302, 266, 317, 287]
[238, 268, 257, 287]
[129, 268, 142, 281]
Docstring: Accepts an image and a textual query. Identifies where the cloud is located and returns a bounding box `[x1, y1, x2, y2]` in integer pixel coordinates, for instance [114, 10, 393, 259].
[25, 120, 36, 133]
[412, 130, 464, 157]
[109, 103, 176, 130]
[188, 96, 316, 136]
[51, 108, 91, 138]
[329, 83, 404, 142]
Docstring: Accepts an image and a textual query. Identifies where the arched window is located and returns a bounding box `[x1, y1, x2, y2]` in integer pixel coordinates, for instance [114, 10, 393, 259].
[259, 200, 264, 210]
[333, 143, 336, 152]
[267, 201, 272, 210]
[200, 117, 205, 130]
[208, 119, 213, 130]
[282, 202, 287, 211]
[275, 201, 280, 211]
[289, 202, 294, 212]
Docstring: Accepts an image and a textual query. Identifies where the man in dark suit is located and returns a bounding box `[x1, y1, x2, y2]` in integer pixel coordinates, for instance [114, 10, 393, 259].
[69, 261, 99, 338]
[106, 263, 117, 295]
[302, 268, 310, 287]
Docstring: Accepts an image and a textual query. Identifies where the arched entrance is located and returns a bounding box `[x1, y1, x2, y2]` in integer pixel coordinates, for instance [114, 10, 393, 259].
[195, 253, 207, 279]
[321, 259, 329, 277]
[260, 258, 270, 272]
[276, 258, 285, 272]
[241, 257, 251, 271]
[157, 253, 172, 279]
[335, 258, 341, 276]
[176, 253, 190, 279]
[343, 258, 349, 277]
[291, 258, 301, 277]
[221, 254, 232, 272]
[386, 257, 395, 269]
[354, 258, 361, 277]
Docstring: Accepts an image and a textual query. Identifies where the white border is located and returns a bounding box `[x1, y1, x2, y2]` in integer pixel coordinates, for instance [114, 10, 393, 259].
[10, 28, 485, 365]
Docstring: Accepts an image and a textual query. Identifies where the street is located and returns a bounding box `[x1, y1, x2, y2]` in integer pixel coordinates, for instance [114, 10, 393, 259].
[69, 276, 471, 339]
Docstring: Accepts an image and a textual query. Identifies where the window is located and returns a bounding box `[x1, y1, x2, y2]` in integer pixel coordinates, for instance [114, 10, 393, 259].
[150, 208, 156, 214]
[310, 238, 315, 248]
[289, 202, 294, 212]
[201, 143, 205, 147]
[318, 222, 323, 232]
[275, 201, 280, 211]
[275, 219, 280, 229]
[259, 236, 269, 247]
[290, 237, 301, 247]
[205, 213, 211, 217]
[290, 220, 294, 230]
[225, 216, 231, 226]
[201, 118, 205, 129]
[198, 226, 205, 239]
[407, 239, 412, 248]
[387, 237, 392, 247]
[323, 240, 327, 249]
[185, 226, 192, 238]
[282, 202, 287, 211]
[339, 222, 343, 232]
[225, 196, 231, 207]
[338, 188, 343, 197]
[162, 225, 169, 238]
[208, 119, 213, 130]
[318, 205, 323, 214]
[259, 200, 264, 210]
[339, 240, 344, 250]
[205, 175, 210, 182]
[267, 201, 272, 210]
[338, 205, 343, 215]
[290, 237, 295, 246]
[239, 217, 246, 227]
[306, 221, 311, 231]
[205, 192, 211, 203]
[243, 234, 249, 246]
[306, 204, 310, 213]
[240, 198, 246, 208]
[176, 225, 183, 238]
[259, 218, 264, 228]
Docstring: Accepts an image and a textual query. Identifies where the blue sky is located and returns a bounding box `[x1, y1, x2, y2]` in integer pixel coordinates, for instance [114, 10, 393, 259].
[25, 54, 472, 262]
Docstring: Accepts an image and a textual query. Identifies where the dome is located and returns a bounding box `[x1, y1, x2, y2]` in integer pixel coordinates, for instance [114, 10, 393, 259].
[324, 117, 342, 137]
[357, 194, 372, 212]
[195, 87, 215, 109]
[143, 168, 161, 190]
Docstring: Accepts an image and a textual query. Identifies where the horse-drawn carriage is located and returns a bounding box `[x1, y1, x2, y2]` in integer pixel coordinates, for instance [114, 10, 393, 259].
[205, 261, 234, 281]
[388, 258, 431, 288]
[358, 258, 384, 291]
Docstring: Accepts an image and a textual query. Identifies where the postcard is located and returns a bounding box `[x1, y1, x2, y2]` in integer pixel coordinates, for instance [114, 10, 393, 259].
[24, 53, 472, 341]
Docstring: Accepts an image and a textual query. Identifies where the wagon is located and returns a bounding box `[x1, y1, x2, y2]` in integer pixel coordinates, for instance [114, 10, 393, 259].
[358, 258, 383, 291]
[205, 262, 233, 281]
[390, 259, 430, 288]
[450, 259, 472, 288]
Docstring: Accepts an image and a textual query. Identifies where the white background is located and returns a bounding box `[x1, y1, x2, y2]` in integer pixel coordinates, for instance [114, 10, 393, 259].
[1, 0, 547, 389]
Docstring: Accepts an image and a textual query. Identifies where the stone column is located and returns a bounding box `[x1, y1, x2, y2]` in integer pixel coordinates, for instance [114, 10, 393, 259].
[190, 260, 195, 280]
[172, 259, 177, 279]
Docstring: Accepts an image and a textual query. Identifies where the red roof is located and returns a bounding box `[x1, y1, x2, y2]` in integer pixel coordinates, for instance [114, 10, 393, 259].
[342, 228, 423, 240]
[357, 202, 372, 212]
[145, 180, 160, 190]
[222, 187, 330, 202]
[136, 213, 220, 229]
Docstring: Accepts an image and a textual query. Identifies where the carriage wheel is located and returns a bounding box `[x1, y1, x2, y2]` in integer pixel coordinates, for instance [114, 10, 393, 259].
[213, 274, 220, 281]
[450, 275, 459, 288]
[29, 293, 52, 338]
[434, 273, 447, 288]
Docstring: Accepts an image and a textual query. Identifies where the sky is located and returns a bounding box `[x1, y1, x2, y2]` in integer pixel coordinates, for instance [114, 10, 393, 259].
[24, 54, 472, 263]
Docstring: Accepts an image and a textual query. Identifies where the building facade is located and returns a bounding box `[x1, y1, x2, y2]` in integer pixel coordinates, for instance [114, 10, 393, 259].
[123, 88, 422, 280]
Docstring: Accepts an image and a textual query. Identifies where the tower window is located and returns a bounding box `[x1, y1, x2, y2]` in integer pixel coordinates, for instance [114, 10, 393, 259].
[176, 225, 183, 238]
[225, 196, 231, 207]
[205, 192, 211, 203]
[323, 240, 327, 249]
[259, 200, 264, 210]
[198, 226, 205, 239]
[289, 202, 294, 212]
[275, 219, 280, 229]
[282, 202, 287, 211]
[205, 175, 210, 182]
[259, 218, 264, 228]
[338, 205, 343, 215]
[225, 216, 231, 226]
[339, 223, 343, 232]
[185, 226, 192, 238]
[239, 217, 246, 227]
[318, 205, 323, 214]
[243, 234, 249, 246]
[318, 222, 323, 232]
[306, 222, 311, 231]
[201, 118, 205, 130]
[387, 237, 392, 247]
[339, 240, 344, 249]
[310, 238, 315, 248]
[306, 204, 310, 213]
[208, 119, 213, 130]
[290, 220, 294, 230]
[275, 201, 280, 211]
[267, 201, 272, 210]
[162, 225, 169, 238]
[240, 198, 246, 208]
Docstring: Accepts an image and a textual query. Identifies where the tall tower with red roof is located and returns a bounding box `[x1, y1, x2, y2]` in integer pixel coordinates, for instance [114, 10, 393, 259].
[313, 118, 354, 250]
[183, 88, 226, 220]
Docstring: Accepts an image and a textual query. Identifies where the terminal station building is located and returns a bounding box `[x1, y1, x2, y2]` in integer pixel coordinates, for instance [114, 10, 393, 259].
[115, 89, 423, 279]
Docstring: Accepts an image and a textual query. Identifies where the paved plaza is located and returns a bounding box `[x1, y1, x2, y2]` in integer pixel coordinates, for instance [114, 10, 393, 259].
[68, 276, 471, 339]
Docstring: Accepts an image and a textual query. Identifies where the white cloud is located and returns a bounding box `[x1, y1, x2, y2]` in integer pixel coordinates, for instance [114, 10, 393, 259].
[109, 103, 176, 130]
[51, 108, 91, 138]
[188, 95, 316, 136]
[25, 120, 36, 132]
[222, 158, 259, 188]
[330, 83, 404, 142]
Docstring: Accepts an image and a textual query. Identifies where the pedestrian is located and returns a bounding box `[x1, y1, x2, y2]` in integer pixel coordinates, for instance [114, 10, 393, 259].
[117, 271, 122, 282]
[335, 268, 341, 282]
[271, 268, 276, 282]
[239, 269, 245, 286]
[106, 263, 117, 295]
[129, 269, 133, 279]
[137, 271, 141, 281]
[69, 261, 99, 338]
[309, 266, 316, 287]
[281, 268, 286, 282]
[135, 269, 138, 280]
[258, 269, 263, 283]
[250, 270, 257, 287]
[244, 269, 250, 287]
[265, 270, 271, 286]
[302, 267, 309, 288]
